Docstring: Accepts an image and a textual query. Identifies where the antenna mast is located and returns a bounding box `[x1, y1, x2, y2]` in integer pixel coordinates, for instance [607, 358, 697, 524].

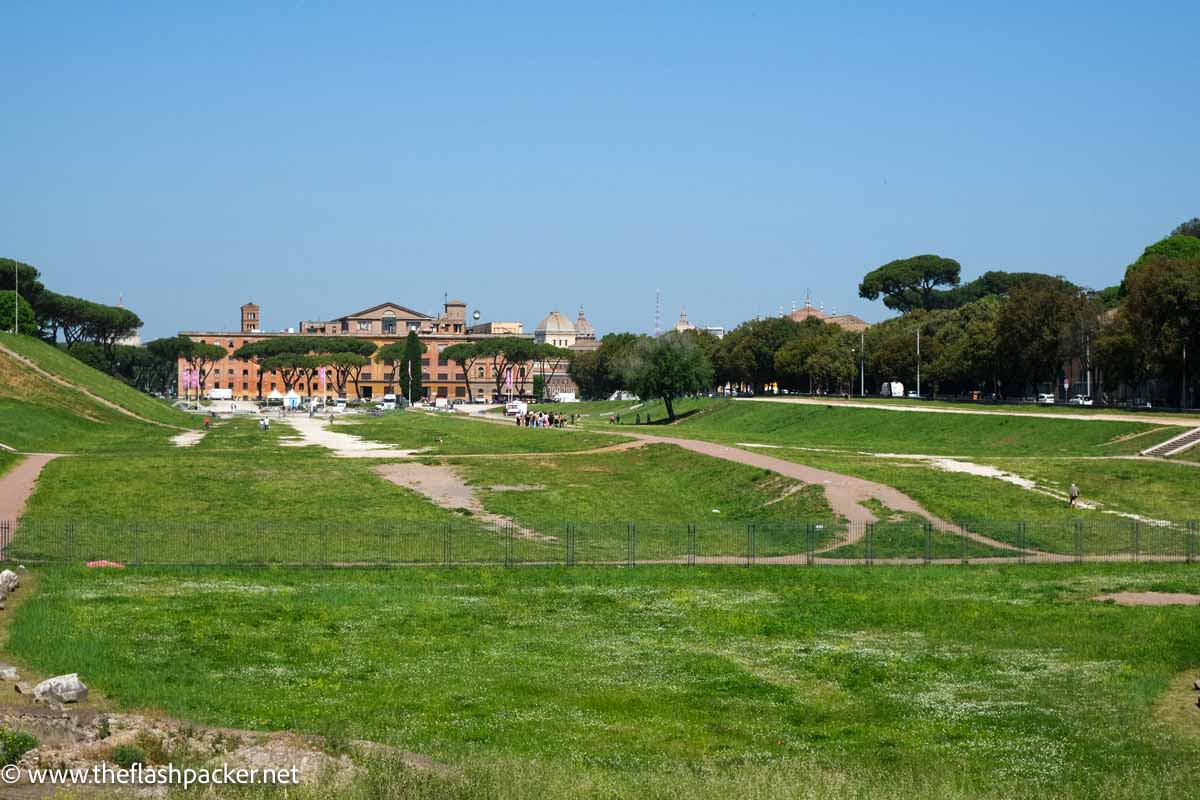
[654, 289, 662, 336]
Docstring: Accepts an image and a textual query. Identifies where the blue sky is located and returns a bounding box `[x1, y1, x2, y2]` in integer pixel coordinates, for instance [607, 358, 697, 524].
[2, 2, 1197, 338]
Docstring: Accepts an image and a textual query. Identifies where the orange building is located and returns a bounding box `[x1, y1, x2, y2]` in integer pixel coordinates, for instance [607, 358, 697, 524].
[178, 300, 583, 402]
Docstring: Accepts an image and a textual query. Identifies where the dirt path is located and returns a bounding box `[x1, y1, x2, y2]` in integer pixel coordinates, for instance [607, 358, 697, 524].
[282, 416, 424, 458]
[0, 454, 61, 522]
[744, 396, 1200, 427]
[171, 430, 207, 447]
[0, 342, 185, 430]
[373, 462, 552, 541]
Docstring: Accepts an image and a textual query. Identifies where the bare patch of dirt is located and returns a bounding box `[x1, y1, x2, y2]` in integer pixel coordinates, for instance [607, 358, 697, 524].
[1153, 669, 1200, 737]
[374, 463, 553, 542]
[489, 484, 545, 492]
[1093, 592, 1200, 606]
[170, 430, 206, 447]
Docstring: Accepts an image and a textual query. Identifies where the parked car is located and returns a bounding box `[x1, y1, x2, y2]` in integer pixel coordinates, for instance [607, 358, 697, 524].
[1037, 393, 1056, 405]
[1068, 395, 1093, 406]
[906, 391, 921, 399]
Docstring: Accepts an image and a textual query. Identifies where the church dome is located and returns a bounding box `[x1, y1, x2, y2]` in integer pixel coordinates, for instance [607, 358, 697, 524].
[574, 307, 595, 338]
[536, 310, 576, 335]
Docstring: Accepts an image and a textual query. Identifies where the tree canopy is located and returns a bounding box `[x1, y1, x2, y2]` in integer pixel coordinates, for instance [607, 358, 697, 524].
[858, 254, 962, 313]
[617, 332, 713, 420]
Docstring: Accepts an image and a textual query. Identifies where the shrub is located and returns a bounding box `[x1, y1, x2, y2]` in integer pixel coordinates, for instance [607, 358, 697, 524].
[112, 745, 145, 769]
[0, 728, 38, 765]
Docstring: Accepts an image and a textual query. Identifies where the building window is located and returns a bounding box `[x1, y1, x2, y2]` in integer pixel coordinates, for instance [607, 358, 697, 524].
[422, 372, 430, 380]
[242, 369, 248, 376]
[356, 320, 371, 331]
[438, 358, 448, 366]
[271, 383, 277, 391]
[455, 387, 466, 397]
[476, 366, 484, 377]
[228, 340, 234, 347]
[362, 372, 372, 380]
[242, 382, 248, 389]
[438, 373, 448, 381]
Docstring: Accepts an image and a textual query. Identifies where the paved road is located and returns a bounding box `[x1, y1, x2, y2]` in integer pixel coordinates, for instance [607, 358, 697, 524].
[742, 396, 1200, 426]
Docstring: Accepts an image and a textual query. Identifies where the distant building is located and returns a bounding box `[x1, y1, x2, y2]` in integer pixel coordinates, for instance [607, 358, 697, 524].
[673, 309, 696, 333]
[788, 297, 870, 332]
[468, 321, 524, 335]
[534, 310, 577, 348]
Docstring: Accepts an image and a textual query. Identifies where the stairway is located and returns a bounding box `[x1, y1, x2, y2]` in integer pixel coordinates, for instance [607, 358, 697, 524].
[1142, 427, 1200, 458]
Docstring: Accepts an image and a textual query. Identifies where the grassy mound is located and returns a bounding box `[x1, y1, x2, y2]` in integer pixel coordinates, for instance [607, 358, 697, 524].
[0, 333, 195, 428]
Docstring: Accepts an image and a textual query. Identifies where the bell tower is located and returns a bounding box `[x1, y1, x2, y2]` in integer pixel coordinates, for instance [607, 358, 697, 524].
[241, 302, 260, 333]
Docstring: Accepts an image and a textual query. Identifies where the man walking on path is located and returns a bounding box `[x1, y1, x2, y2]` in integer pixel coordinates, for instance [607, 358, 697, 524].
[1069, 482, 1080, 508]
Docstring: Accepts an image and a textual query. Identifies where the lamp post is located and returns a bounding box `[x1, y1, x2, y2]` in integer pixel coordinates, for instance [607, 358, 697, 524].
[11, 265, 17, 334]
[860, 328, 865, 397]
[916, 326, 921, 399]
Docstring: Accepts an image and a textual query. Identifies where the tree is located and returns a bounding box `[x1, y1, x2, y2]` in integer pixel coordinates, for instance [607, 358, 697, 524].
[533, 343, 572, 399]
[1094, 312, 1150, 402]
[715, 316, 803, 392]
[805, 333, 856, 395]
[85, 304, 142, 362]
[325, 353, 369, 398]
[567, 332, 640, 399]
[442, 342, 485, 402]
[183, 341, 227, 395]
[859, 254, 962, 313]
[0, 291, 36, 336]
[380, 331, 427, 401]
[1170, 217, 1200, 239]
[994, 276, 1090, 395]
[773, 318, 835, 393]
[0, 258, 45, 305]
[481, 337, 538, 399]
[617, 332, 713, 421]
[1122, 252, 1200, 407]
[532, 374, 546, 401]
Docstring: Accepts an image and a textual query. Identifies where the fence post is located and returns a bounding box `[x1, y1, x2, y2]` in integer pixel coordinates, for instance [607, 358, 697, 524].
[1074, 521, 1083, 564]
[1189, 521, 1198, 564]
[566, 523, 574, 567]
[746, 524, 755, 567]
[1017, 522, 1026, 564]
[687, 523, 696, 567]
[806, 524, 814, 566]
[865, 523, 874, 566]
[442, 522, 450, 567]
[1132, 521, 1140, 562]
[923, 522, 932, 565]
[628, 522, 636, 567]
[0, 521, 7, 562]
[960, 522, 968, 565]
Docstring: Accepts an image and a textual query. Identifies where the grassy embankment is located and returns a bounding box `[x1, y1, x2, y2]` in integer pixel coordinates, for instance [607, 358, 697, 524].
[7, 564, 1200, 800]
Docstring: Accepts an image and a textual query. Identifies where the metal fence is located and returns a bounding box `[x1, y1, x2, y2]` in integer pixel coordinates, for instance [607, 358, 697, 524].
[2, 517, 1198, 568]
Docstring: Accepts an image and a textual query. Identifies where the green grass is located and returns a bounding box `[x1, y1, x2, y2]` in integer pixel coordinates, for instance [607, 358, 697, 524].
[0, 450, 19, 479]
[450, 443, 837, 559]
[573, 399, 1181, 457]
[336, 410, 627, 454]
[0, 398, 175, 454]
[10, 419, 459, 562]
[10, 564, 1200, 799]
[0, 332, 197, 428]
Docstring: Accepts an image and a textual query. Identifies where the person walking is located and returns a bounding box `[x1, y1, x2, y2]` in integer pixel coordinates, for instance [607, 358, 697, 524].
[1068, 482, 1080, 508]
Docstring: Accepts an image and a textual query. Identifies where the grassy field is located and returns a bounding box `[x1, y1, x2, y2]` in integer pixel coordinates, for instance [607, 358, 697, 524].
[8, 564, 1200, 799]
[336, 410, 626, 454]
[0, 450, 18, 479]
[567, 399, 1180, 457]
[0, 332, 197, 429]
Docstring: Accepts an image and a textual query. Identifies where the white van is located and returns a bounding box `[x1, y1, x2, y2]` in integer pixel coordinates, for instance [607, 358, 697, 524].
[1037, 393, 1056, 405]
[334, 397, 347, 412]
[505, 400, 528, 416]
[553, 392, 577, 403]
[380, 393, 397, 411]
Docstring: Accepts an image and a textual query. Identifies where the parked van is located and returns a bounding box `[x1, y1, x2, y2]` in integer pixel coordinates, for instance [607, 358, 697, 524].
[552, 392, 577, 403]
[505, 400, 528, 416]
[334, 397, 347, 412]
[1037, 393, 1056, 405]
[380, 393, 397, 411]
[880, 381, 904, 397]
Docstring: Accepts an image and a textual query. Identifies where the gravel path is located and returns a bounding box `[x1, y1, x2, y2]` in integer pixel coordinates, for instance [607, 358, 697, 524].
[282, 416, 424, 458]
[0, 453, 61, 521]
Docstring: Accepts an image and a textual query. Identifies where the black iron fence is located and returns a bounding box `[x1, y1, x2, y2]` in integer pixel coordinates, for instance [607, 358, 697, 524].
[2, 517, 1198, 568]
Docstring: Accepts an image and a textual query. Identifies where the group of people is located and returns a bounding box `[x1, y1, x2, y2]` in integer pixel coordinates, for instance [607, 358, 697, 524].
[516, 411, 567, 428]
